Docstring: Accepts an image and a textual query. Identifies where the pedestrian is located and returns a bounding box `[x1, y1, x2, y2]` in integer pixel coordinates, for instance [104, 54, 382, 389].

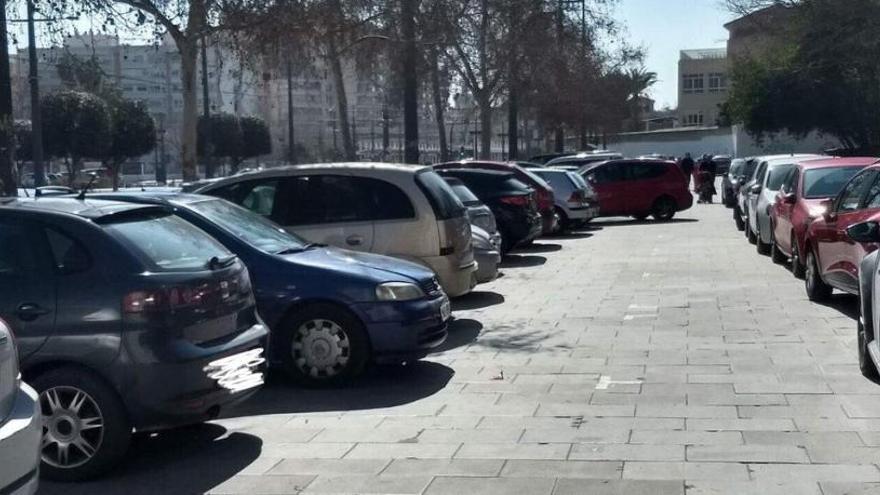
[680, 152, 695, 187]
[697, 154, 717, 204]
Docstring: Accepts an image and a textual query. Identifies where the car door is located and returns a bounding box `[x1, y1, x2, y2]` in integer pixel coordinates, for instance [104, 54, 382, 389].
[627, 162, 666, 214]
[278, 174, 375, 252]
[360, 176, 428, 257]
[840, 173, 880, 287]
[815, 170, 876, 290]
[773, 167, 799, 254]
[0, 217, 56, 359]
[748, 161, 769, 231]
[584, 163, 627, 215]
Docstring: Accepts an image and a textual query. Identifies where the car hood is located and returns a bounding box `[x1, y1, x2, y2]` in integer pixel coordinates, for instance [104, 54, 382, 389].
[280, 246, 434, 282]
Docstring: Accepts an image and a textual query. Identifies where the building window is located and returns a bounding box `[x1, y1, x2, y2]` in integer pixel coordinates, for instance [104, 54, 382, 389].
[683, 113, 704, 126]
[682, 74, 704, 94]
[708, 72, 726, 93]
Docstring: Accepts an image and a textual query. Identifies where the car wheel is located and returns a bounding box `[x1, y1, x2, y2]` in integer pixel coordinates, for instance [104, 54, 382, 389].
[859, 320, 880, 380]
[554, 207, 569, 234]
[791, 235, 806, 279]
[805, 249, 832, 302]
[279, 303, 370, 387]
[770, 232, 787, 264]
[733, 206, 745, 231]
[746, 222, 757, 244]
[756, 223, 771, 255]
[33, 367, 132, 481]
[632, 214, 648, 221]
[651, 197, 677, 221]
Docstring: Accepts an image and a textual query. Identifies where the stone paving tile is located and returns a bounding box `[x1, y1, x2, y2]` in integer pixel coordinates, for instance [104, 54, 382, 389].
[208, 475, 316, 495]
[568, 443, 685, 461]
[748, 464, 880, 483]
[683, 480, 822, 495]
[455, 442, 571, 460]
[552, 479, 684, 495]
[500, 460, 623, 479]
[301, 475, 432, 494]
[381, 459, 504, 477]
[629, 430, 743, 445]
[520, 428, 630, 444]
[622, 462, 749, 481]
[686, 418, 796, 431]
[344, 443, 460, 459]
[423, 476, 555, 495]
[268, 459, 390, 476]
[819, 482, 880, 495]
[686, 445, 809, 463]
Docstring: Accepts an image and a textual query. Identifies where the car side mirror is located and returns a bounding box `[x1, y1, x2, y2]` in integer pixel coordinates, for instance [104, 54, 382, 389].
[749, 184, 762, 194]
[847, 221, 880, 243]
[782, 192, 796, 205]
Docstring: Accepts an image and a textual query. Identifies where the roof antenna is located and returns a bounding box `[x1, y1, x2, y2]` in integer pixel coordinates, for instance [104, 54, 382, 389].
[77, 173, 98, 200]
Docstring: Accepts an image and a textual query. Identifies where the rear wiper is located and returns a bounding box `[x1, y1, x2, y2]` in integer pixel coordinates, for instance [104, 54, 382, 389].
[207, 255, 237, 270]
[275, 247, 305, 255]
[303, 242, 327, 249]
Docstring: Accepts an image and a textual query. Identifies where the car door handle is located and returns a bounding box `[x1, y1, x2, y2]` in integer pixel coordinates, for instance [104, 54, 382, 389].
[346, 235, 364, 246]
[16, 303, 50, 322]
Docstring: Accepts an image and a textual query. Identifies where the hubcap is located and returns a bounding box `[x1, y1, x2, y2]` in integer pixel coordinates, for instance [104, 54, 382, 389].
[292, 319, 351, 378]
[40, 386, 104, 469]
[806, 253, 816, 290]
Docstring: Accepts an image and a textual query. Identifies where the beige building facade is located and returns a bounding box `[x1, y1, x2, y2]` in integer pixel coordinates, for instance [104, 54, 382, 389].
[677, 48, 728, 128]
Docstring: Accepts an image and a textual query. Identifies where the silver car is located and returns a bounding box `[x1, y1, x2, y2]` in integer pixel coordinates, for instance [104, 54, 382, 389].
[472, 226, 501, 283]
[0, 319, 40, 495]
[444, 177, 502, 246]
[530, 168, 599, 232]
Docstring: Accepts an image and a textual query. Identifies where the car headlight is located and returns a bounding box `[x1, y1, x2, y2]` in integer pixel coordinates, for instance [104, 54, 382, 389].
[375, 282, 426, 301]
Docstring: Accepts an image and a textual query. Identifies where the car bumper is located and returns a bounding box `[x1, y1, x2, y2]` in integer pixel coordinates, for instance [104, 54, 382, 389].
[119, 322, 269, 432]
[474, 248, 501, 283]
[423, 257, 477, 298]
[565, 203, 599, 221]
[351, 295, 449, 363]
[0, 383, 40, 495]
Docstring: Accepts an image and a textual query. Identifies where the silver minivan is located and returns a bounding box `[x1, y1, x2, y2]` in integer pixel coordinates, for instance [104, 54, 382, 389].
[193, 163, 477, 297]
[0, 319, 40, 495]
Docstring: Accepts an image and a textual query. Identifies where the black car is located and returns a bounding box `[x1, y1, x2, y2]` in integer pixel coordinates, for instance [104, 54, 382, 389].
[0, 197, 268, 480]
[437, 169, 542, 253]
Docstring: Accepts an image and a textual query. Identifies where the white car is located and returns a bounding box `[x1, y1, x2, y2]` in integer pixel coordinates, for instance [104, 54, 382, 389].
[0, 318, 40, 495]
[193, 163, 478, 297]
[531, 168, 599, 232]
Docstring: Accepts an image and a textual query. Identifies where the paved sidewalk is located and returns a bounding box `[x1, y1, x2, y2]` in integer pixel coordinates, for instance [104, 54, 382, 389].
[42, 199, 880, 494]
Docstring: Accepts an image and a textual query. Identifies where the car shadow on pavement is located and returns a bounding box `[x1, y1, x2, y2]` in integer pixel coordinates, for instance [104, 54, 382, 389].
[432, 318, 483, 353]
[453, 291, 505, 311]
[221, 361, 454, 418]
[39, 424, 261, 495]
[552, 232, 594, 240]
[514, 243, 562, 253]
[500, 254, 547, 268]
[595, 218, 699, 227]
[815, 294, 859, 320]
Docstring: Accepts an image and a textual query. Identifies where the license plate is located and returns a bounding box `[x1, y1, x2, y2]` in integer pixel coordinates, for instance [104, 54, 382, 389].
[204, 348, 266, 393]
[440, 298, 451, 321]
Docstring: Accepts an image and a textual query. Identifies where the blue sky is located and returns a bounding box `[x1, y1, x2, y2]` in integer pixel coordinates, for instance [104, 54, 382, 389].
[613, 0, 735, 109]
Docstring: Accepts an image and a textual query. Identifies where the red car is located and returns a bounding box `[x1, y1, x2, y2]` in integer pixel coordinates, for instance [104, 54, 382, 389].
[579, 159, 693, 221]
[803, 162, 880, 301]
[771, 157, 875, 276]
[434, 161, 557, 234]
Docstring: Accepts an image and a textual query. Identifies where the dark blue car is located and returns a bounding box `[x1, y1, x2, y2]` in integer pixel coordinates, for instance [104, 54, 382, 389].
[90, 192, 450, 386]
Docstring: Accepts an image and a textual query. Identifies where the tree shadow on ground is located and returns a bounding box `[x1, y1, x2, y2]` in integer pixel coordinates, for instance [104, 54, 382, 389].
[220, 361, 454, 418]
[39, 424, 261, 495]
[514, 243, 562, 253]
[815, 293, 859, 320]
[500, 254, 547, 268]
[594, 217, 699, 227]
[452, 291, 505, 311]
[431, 318, 483, 353]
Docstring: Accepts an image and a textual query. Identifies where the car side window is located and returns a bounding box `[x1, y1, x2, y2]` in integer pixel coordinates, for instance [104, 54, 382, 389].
[630, 163, 665, 180]
[837, 171, 873, 213]
[45, 228, 91, 275]
[591, 164, 626, 184]
[361, 178, 416, 220]
[281, 175, 372, 226]
[863, 174, 880, 209]
[0, 221, 34, 277]
[785, 168, 800, 195]
[241, 180, 279, 217]
[755, 162, 768, 184]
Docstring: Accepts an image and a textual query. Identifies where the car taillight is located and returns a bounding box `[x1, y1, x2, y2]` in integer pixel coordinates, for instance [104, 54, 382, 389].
[568, 192, 583, 203]
[123, 275, 247, 314]
[499, 195, 529, 207]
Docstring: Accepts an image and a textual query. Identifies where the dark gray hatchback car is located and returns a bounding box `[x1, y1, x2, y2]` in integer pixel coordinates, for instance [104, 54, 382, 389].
[0, 197, 268, 481]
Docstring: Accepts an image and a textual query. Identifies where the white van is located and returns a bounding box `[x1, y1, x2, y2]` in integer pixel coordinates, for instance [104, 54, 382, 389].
[193, 163, 477, 297]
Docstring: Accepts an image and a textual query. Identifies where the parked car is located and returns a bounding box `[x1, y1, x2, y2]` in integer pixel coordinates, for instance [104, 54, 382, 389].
[529, 153, 575, 164]
[852, 222, 880, 378]
[579, 159, 693, 221]
[437, 169, 542, 253]
[734, 157, 761, 230]
[530, 168, 599, 232]
[443, 177, 502, 247]
[803, 164, 880, 301]
[472, 226, 501, 283]
[434, 161, 557, 235]
[86, 192, 451, 386]
[722, 158, 747, 208]
[0, 197, 268, 480]
[738, 155, 820, 235]
[0, 318, 40, 495]
[545, 152, 625, 170]
[770, 157, 875, 274]
[191, 163, 477, 298]
[747, 155, 823, 253]
[712, 155, 732, 175]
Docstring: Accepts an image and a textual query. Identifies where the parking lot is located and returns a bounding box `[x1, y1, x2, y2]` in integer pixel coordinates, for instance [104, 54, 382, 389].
[40, 197, 880, 495]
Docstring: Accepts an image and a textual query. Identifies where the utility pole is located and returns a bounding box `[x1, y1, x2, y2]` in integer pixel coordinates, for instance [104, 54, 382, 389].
[201, 36, 213, 178]
[286, 57, 296, 164]
[0, 0, 16, 196]
[401, 0, 419, 164]
[26, 0, 45, 187]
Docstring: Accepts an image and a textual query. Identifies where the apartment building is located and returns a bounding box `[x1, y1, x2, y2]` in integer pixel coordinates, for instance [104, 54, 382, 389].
[677, 48, 728, 128]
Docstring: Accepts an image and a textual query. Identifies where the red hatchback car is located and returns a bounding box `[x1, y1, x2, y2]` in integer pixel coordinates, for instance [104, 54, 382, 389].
[579, 159, 693, 221]
[434, 161, 557, 234]
[803, 161, 880, 301]
[770, 157, 875, 276]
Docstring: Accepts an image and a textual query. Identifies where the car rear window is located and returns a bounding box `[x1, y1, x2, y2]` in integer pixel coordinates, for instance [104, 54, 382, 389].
[104, 212, 232, 272]
[446, 181, 481, 206]
[415, 170, 466, 220]
[803, 167, 864, 199]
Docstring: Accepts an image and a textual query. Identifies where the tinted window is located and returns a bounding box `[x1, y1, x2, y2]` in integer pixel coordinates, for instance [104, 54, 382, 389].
[837, 171, 873, 212]
[364, 178, 416, 220]
[0, 222, 31, 276]
[864, 175, 880, 209]
[755, 162, 769, 183]
[210, 179, 280, 217]
[415, 170, 465, 220]
[766, 164, 795, 191]
[532, 171, 568, 190]
[568, 172, 588, 189]
[281, 175, 372, 225]
[445, 180, 481, 205]
[742, 159, 758, 178]
[630, 163, 666, 180]
[588, 164, 627, 184]
[803, 167, 864, 199]
[105, 213, 231, 272]
[782, 168, 799, 194]
[730, 159, 745, 175]
[187, 199, 307, 254]
[45, 229, 91, 274]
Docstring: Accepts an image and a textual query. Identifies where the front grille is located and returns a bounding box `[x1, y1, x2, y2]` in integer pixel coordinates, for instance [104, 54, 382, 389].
[418, 323, 448, 347]
[421, 277, 443, 297]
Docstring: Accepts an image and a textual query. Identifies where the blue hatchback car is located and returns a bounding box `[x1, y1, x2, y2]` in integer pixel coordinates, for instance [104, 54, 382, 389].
[90, 192, 450, 386]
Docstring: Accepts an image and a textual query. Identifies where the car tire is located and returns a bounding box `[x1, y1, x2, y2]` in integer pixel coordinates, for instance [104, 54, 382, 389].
[859, 320, 880, 380]
[632, 214, 648, 221]
[733, 206, 745, 231]
[756, 223, 771, 255]
[33, 366, 132, 481]
[554, 207, 569, 234]
[805, 249, 833, 302]
[651, 197, 677, 221]
[791, 235, 806, 279]
[278, 303, 370, 387]
[746, 222, 757, 245]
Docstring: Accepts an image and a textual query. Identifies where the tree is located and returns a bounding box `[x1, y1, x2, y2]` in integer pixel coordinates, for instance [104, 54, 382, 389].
[198, 112, 243, 169]
[105, 98, 157, 190]
[57, 52, 106, 93]
[238, 116, 272, 170]
[41, 91, 112, 184]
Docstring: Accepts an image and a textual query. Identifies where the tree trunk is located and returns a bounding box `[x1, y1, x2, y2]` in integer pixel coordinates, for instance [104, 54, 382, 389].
[179, 39, 199, 181]
[327, 37, 356, 161]
[479, 95, 492, 159]
[579, 124, 588, 150]
[382, 105, 390, 160]
[110, 161, 120, 191]
[507, 86, 518, 160]
[554, 127, 564, 152]
[429, 47, 448, 162]
[0, 0, 15, 197]
[401, 0, 420, 164]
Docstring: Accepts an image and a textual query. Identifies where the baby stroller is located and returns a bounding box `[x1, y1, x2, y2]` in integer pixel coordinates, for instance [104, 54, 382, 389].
[697, 170, 716, 204]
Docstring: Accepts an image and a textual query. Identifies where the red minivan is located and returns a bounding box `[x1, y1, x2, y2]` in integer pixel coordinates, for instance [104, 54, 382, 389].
[579, 159, 693, 221]
[803, 163, 880, 301]
[770, 157, 875, 276]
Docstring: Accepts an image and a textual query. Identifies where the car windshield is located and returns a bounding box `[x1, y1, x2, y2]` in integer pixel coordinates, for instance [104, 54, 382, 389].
[187, 198, 308, 254]
[803, 167, 864, 199]
[766, 164, 795, 191]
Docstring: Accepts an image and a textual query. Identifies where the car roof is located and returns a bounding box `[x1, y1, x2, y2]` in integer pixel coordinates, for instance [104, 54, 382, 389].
[437, 168, 514, 178]
[78, 191, 212, 206]
[196, 162, 428, 189]
[796, 156, 879, 169]
[0, 196, 164, 220]
[531, 168, 569, 175]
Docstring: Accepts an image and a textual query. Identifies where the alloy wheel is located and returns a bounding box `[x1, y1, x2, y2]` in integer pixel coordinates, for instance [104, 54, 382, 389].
[292, 319, 351, 378]
[40, 386, 105, 469]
